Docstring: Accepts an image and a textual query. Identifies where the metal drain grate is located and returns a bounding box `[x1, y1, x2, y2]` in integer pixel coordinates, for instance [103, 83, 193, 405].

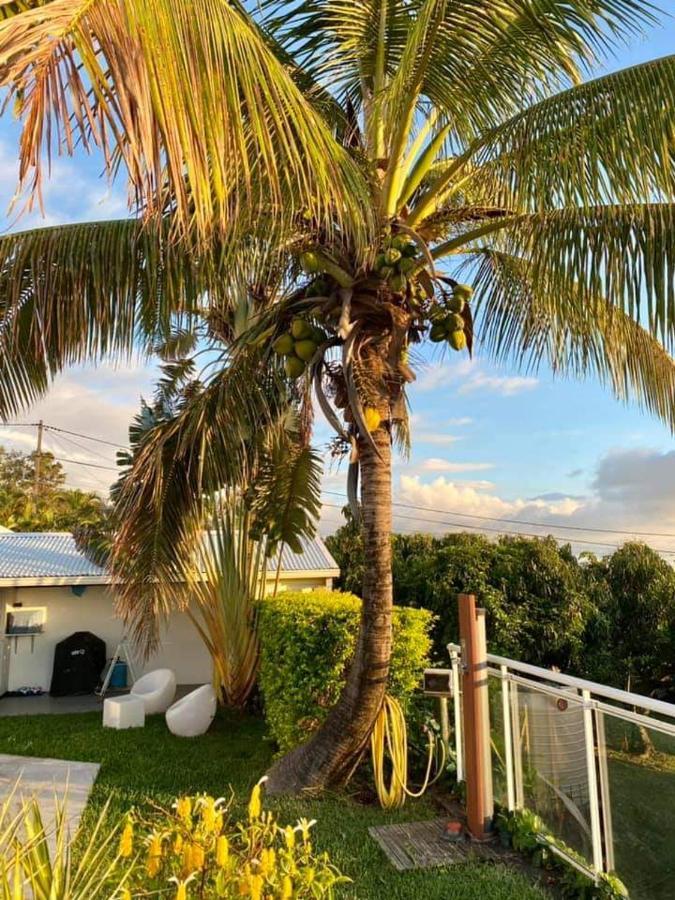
[368, 818, 501, 871]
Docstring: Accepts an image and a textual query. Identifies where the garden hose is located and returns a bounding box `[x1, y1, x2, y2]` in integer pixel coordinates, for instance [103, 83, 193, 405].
[371, 694, 447, 809]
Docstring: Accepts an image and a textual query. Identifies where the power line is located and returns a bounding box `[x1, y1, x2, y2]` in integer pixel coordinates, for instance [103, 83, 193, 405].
[51, 455, 118, 472]
[0, 421, 127, 449]
[320, 503, 675, 555]
[322, 490, 675, 541]
[43, 424, 127, 450]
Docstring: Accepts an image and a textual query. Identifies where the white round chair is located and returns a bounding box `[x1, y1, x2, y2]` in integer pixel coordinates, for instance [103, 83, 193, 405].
[130, 668, 176, 715]
[165, 684, 217, 737]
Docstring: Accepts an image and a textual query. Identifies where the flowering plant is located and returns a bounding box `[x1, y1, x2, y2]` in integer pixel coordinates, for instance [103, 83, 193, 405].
[117, 777, 349, 899]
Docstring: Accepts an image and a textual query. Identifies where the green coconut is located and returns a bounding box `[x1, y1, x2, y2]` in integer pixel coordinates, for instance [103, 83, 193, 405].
[389, 272, 407, 292]
[398, 257, 416, 274]
[446, 293, 465, 313]
[291, 317, 313, 340]
[445, 312, 465, 331]
[378, 265, 394, 279]
[453, 283, 474, 302]
[429, 322, 447, 343]
[448, 330, 467, 352]
[385, 247, 402, 265]
[273, 333, 295, 356]
[299, 251, 321, 274]
[294, 339, 318, 362]
[285, 356, 307, 378]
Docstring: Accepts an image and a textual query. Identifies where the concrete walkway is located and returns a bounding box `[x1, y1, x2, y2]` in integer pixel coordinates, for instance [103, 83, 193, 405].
[0, 754, 100, 844]
[0, 692, 121, 716]
[0, 685, 198, 717]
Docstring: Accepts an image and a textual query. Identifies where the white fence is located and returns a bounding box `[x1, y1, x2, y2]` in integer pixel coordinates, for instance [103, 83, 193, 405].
[447, 643, 675, 899]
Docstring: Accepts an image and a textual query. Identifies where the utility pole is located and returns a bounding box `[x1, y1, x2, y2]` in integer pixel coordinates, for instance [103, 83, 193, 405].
[34, 419, 44, 505]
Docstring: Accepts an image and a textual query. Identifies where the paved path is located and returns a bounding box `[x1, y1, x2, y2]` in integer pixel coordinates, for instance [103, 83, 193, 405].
[0, 754, 100, 843]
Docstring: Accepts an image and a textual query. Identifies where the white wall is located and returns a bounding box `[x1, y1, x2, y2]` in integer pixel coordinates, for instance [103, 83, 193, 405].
[0, 574, 331, 693]
[0, 585, 212, 692]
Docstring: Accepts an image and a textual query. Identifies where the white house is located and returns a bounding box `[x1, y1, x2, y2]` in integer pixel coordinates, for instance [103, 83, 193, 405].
[0, 532, 339, 695]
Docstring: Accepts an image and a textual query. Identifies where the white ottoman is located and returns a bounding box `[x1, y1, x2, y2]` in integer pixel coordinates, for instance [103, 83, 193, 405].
[103, 695, 145, 729]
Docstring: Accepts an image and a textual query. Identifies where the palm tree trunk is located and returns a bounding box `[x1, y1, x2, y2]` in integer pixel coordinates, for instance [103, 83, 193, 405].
[266, 424, 393, 793]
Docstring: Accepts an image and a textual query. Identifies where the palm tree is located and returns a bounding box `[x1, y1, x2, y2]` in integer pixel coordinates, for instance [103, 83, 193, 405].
[0, 0, 673, 793]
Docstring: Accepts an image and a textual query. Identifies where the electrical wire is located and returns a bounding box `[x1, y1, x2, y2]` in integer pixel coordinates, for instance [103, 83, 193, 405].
[321, 490, 675, 541]
[320, 503, 675, 556]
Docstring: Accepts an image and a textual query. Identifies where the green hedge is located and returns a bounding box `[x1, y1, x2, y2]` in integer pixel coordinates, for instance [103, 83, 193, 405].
[257, 589, 433, 753]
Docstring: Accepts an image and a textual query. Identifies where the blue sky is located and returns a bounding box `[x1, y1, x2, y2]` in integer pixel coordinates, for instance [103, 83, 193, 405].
[1, 11, 674, 556]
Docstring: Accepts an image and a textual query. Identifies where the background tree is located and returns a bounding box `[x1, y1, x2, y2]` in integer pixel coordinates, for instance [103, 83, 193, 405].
[0, 446, 105, 532]
[0, 0, 673, 793]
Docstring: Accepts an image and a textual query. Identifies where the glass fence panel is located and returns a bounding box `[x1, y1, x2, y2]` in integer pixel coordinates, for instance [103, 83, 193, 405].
[488, 675, 508, 807]
[601, 714, 675, 900]
[513, 682, 593, 862]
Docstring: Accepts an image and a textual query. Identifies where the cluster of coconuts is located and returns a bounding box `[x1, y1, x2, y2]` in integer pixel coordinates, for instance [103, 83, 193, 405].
[273, 316, 327, 378]
[373, 235, 419, 292]
[428, 283, 473, 351]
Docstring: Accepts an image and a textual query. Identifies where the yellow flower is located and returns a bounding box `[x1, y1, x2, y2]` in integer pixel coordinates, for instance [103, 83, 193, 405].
[174, 796, 192, 823]
[120, 889, 132, 900]
[119, 822, 134, 858]
[146, 832, 162, 876]
[280, 876, 293, 899]
[216, 835, 229, 867]
[248, 776, 268, 821]
[191, 843, 205, 871]
[283, 826, 295, 850]
[295, 819, 316, 845]
[259, 847, 276, 876]
[248, 874, 264, 900]
[176, 886, 187, 900]
[200, 797, 217, 832]
[363, 407, 382, 432]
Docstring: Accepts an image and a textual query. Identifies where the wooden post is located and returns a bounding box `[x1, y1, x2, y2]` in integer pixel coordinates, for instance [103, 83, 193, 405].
[458, 593, 492, 840]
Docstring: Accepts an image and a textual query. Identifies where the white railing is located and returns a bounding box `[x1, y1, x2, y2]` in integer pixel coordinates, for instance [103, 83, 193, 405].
[447, 643, 675, 894]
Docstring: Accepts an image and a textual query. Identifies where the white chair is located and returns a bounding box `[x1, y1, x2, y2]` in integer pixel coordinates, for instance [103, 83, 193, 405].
[131, 668, 176, 715]
[165, 685, 217, 737]
[103, 695, 145, 729]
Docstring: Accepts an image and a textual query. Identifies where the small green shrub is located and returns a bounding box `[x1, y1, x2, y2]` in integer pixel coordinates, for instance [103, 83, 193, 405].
[257, 589, 433, 753]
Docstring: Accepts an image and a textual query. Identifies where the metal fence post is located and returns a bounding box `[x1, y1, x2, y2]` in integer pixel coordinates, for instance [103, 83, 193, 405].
[510, 680, 524, 808]
[500, 664, 516, 811]
[449, 645, 464, 782]
[582, 689, 604, 875]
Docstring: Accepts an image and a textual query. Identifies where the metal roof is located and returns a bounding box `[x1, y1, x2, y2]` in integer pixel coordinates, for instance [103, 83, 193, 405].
[0, 531, 339, 585]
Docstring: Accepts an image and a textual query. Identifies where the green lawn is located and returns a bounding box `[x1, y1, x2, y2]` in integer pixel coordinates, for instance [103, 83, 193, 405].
[0, 709, 550, 900]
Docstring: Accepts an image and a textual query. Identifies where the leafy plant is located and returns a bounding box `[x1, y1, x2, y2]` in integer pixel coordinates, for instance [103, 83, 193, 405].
[496, 808, 629, 900]
[257, 590, 432, 753]
[0, 0, 673, 795]
[122, 780, 349, 898]
[0, 793, 133, 900]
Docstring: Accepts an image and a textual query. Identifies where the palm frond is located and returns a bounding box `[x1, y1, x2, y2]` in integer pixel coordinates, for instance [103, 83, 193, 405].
[434, 204, 675, 343]
[0, 219, 209, 417]
[111, 351, 290, 653]
[412, 54, 675, 221]
[0, 0, 373, 250]
[471, 248, 675, 432]
[189, 499, 265, 708]
[248, 432, 323, 555]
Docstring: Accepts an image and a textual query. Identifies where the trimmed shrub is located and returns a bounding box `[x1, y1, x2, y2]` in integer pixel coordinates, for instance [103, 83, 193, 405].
[257, 589, 433, 753]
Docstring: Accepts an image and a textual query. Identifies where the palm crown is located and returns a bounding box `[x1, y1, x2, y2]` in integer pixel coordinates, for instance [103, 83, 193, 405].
[0, 0, 673, 791]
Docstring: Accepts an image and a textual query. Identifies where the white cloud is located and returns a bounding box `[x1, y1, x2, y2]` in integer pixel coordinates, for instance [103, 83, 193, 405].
[3, 363, 156, 495]
[446, 417, 473, 426]
[418, 458, 494, 473]
[457, 371, 538, 397]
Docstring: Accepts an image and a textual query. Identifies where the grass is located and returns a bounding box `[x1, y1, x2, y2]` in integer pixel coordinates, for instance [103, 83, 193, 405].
[0, 709, 551, 900]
